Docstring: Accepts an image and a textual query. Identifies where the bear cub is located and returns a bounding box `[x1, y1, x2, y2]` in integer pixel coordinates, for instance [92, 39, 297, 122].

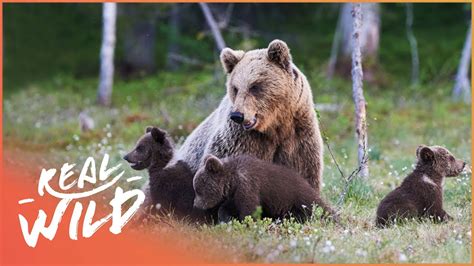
[376, 145, 466, 227]
[193, 154, 339, 223]
[123, 126, 212, 223]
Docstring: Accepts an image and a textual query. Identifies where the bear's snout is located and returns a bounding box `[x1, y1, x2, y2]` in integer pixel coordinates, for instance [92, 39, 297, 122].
[229, 111, 245, 124]
[123, 154, 131, 162]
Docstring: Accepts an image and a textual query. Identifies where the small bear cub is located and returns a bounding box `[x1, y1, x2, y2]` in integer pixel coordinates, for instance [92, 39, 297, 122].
[376, 145, 466, 227]
[193, 154, 338, 223]
[123, 126, 212, 223]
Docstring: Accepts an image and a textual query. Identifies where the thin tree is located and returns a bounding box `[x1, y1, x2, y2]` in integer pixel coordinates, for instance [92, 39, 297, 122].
[405, 3, 419, 85]
[453, 22, 472, 103]
[97, 3, 117, 107]
[351, 3, 369, 178]
[327, 3, 380, 81]
[199, 3, 226, 51]
[121, 5, 158, 76]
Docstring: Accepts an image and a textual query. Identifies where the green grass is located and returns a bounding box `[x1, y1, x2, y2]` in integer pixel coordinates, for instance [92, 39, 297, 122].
[3, 69, 471, 263]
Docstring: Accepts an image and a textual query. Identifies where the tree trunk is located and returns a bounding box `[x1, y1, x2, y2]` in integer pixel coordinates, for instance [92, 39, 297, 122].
[351, 3, 369, 178]
[406, 3, 419, 85]
[166, 4, 180, 71]
[453, 22, 472, 103]
[341, 3, 380, 58]
[199, 3, 226, 51]
[97, 3, 117, 107]
[330, 3, 380, 81]
[123, 5, 156, 76]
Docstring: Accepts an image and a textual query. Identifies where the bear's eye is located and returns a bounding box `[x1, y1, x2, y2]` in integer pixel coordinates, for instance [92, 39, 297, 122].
[136, 145, 144, 153]
[232, 86, 238, 95]
[249, 84, 262, 94]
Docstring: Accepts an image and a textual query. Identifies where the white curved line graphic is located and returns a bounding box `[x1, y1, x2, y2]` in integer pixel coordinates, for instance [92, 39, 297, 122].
[44, 171, 124, 199]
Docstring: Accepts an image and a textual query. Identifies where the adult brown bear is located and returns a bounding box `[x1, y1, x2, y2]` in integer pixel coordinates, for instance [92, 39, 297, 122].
[177, 40, 327, 196]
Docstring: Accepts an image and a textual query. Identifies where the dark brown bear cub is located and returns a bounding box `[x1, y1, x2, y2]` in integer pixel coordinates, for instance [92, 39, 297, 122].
[376, 145, 466, 227]
[193, 154, 338, 223]
[123, 126, 212, 223]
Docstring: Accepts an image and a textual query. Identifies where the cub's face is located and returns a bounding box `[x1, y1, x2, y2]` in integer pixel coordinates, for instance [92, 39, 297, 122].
[193, 155, 226, 210]
[123, 127, 169, 170]
[417, 145, 466, 177]
[221, 40, 298, 133]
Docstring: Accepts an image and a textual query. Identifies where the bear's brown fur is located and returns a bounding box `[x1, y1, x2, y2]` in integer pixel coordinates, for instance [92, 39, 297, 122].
[193, 154, 339, 223]
[375, 145, 466, 227]
[123, 127, 213, 223]
[177, 40, 326, 203]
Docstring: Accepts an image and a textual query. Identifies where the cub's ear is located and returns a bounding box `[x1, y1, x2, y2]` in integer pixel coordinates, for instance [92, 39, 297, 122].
[418, 145, 435, 163]
[145, 126, 153, 133]
[205, 155, 223, 173]
[220, 48, 245, 74]
[150, 127, 166, 144]
[267, 39, 292, 72]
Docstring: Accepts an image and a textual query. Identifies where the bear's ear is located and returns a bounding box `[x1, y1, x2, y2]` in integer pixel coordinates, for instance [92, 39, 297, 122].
[418, 145, 435, 163]
[220, 48, 245, 74]
[267, 39, 292, 72]
[150, 127, 166, 144]
[145, 126, 153, 133]
[205, 155, 223, 173]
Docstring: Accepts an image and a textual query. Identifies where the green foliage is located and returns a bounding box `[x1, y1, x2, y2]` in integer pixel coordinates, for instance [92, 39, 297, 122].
[4, 3, 469, 94]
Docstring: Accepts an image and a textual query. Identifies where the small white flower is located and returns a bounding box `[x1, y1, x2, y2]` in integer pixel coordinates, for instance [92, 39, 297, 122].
[399, 253, 407, 262]
[321, 240, 335, 254]
[155, 203, 161, 210]
[321, 246, 331, 253]
[355, 249, 367, 257]
[290, 239, 297, 248]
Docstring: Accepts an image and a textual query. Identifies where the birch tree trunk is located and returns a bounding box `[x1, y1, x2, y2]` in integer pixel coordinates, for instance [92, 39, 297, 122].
[328, 3, 380, 81]
[453, 23, 472, 103]
[406, 3, 419, 85]
[97, 3, 117, 107]
[351, 3, 369, 178]
[199, 3, 226, 51]
[341, 3, 380, 59]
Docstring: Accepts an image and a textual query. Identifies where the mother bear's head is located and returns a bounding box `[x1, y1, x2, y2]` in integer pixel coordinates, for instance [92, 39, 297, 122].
[220, 39, 309, 133]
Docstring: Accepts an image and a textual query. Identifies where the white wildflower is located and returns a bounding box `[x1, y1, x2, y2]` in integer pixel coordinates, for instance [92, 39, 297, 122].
[321, 240, 335, 254]
[399, 253, 407, 262]
[355, 249, 367, 257]
[290, 239, 297, 248]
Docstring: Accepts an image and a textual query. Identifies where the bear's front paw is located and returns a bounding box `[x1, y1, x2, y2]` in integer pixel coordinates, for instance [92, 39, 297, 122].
[218, 206, 234, 224]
